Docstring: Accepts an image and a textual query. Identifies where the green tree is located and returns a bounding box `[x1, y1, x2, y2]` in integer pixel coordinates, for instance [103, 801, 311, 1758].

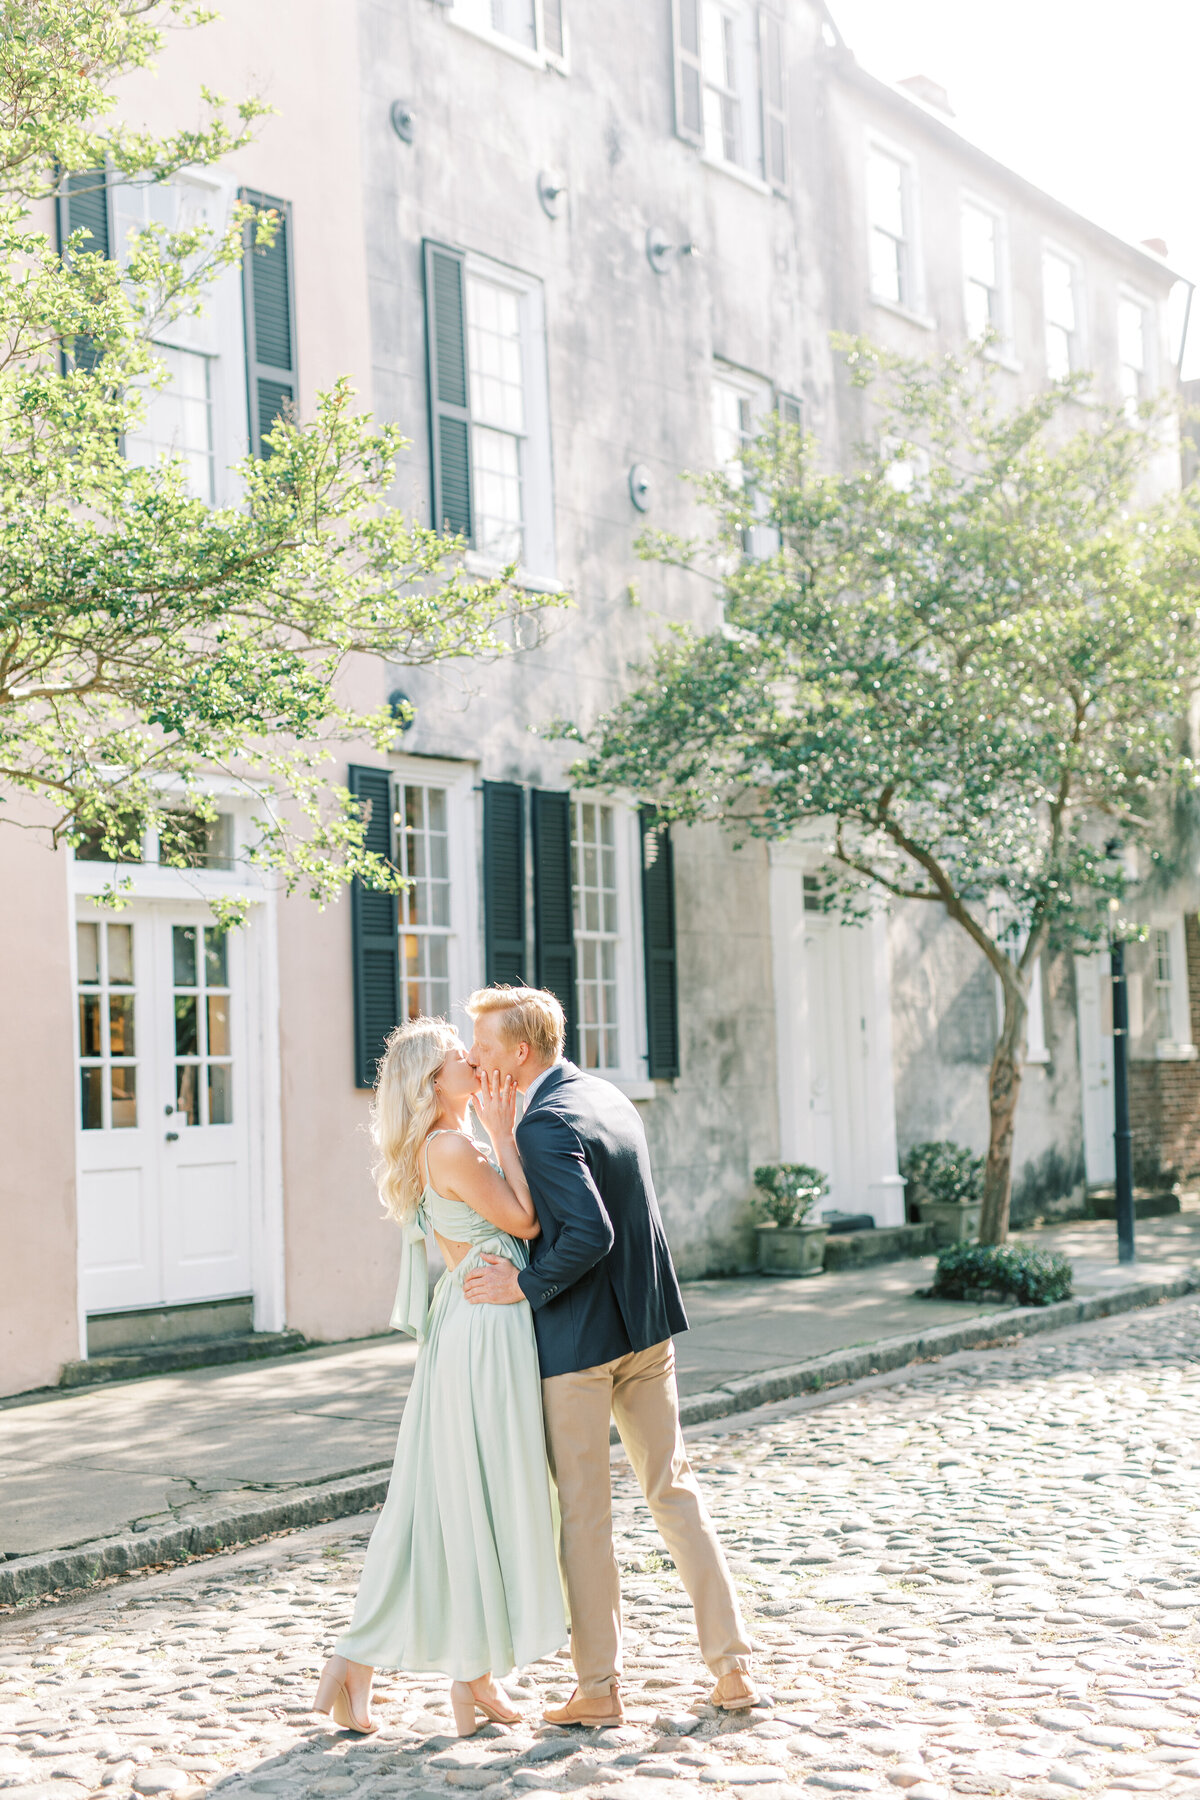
[573, 342, 1200, 1243]
[0, 0, 538, 916]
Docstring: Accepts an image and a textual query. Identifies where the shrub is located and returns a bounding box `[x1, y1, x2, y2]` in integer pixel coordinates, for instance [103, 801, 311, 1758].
[753, 1163, 830, 1228]
[930, 1242, 1074, 1307]
[901, 1139, 985, 1208]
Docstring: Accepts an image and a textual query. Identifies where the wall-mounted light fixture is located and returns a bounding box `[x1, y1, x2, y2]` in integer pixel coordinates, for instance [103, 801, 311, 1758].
[646, 225, 699, 275]
[390, 100, 415, 144]
[388, 689, 415, 730]
[538, 170, 567, 219]
[628, 463, 653, 512]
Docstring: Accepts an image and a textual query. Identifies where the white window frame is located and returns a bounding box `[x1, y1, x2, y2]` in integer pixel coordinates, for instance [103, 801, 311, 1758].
[460, 251, 556, 587]
[960, 191, 1013, 359]
[695, 0, 768, 189]
[1042, 242, 1086, 382]
[391, 757, 481, 1037]
[864, 132, 928, 324]
[1117, 287, 1157, 416]
[1127, 915, 1195, 1062]
[444, 0, 569, 72]
[711, 360, 777, 561]
[569, 794, 650, 1094]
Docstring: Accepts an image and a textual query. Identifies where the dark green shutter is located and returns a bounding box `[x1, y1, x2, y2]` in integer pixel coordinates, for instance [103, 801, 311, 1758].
[671, 0, 703, 147]
[483, 781, 526, 985]
[57, 169, 112, 373]
[349, 765, 399, 1090]
[542, 0, 565, 57]
[758, 6, 788, 193]
[532, 789, 576, 1058]
[240, 189, 297, 456]
[640, 809, 680, 1079]
[423, 239, 473, 541]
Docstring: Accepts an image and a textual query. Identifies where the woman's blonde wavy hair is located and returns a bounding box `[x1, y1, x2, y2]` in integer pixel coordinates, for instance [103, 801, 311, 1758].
[371, 1015, 459, 1225]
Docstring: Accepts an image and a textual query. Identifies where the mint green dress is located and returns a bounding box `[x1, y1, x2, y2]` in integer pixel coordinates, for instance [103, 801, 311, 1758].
[335, 1132, 567, 1680]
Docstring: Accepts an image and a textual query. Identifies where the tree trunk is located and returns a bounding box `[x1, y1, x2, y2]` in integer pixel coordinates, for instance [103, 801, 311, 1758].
[978, 976, 1029, 1246]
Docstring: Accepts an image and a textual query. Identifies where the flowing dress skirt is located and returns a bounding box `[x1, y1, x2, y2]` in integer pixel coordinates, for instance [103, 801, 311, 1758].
[335, 1252, 567, 1680]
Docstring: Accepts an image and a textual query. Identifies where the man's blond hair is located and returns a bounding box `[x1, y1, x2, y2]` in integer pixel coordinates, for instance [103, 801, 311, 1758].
[465, 984, 566, 1063]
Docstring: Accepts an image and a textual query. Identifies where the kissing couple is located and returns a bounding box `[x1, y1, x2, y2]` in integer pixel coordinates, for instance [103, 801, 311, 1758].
[313, 984, 757, 1738]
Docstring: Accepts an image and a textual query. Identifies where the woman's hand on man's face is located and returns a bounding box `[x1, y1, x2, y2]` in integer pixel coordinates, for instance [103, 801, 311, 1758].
[472, 1066, 517, 1142]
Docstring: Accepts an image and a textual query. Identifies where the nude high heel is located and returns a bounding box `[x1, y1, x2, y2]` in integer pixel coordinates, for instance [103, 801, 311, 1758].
[314, 1655, 378, 1734]
[450, 1678, 521, 1737]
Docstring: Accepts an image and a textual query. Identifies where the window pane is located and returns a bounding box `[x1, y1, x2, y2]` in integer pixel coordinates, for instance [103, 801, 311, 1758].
[1046, 321, 1072, 382]
[427, 788, 447, 833]
[79, 993, 102, 1059]
[176, 1063, 199, 1125]
[173, 925, 197, 987]
[208, 1062, 233, 1125]
[962, 204, 998, 287]
[175, 995, 198, 1056]
[467, 276, 525, 432]
[109, 993, 136, 1057]
[471, 424, 523, 563]
[204, 929, 229, 988]
[1118, 299, 1145, 372]
[77, 922, 100, 985]
[207, 994, 231, 1057]
[1043, 252, 1075, 331]
[110, 1065, 137, 1129]
[867, 151, 905, 239]
[965, 280, 992, 339]
[107, 924, 134, 985]
[81, 1066, 104, 1130]
[490, 0, 536, 48]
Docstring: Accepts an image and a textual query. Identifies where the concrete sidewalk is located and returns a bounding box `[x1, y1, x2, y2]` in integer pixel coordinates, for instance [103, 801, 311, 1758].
[2, 1209, 1198, 1603]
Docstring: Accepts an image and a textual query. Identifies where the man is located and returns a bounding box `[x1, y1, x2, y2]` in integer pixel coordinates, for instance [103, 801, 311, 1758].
[463, 984, 756, 1727]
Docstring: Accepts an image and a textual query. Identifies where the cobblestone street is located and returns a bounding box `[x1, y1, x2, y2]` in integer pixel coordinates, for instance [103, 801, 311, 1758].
[4, 1300, 1200, 1800]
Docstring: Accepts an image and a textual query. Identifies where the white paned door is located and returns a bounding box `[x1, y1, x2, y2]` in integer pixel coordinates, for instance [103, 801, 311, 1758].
[1075, 951, 1116, 1186]
[75, 907, 253, 1314]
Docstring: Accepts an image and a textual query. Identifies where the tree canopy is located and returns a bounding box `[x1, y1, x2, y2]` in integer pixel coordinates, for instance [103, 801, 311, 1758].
[573, 342, 1200, 1241]
[0, 0, 540, 915]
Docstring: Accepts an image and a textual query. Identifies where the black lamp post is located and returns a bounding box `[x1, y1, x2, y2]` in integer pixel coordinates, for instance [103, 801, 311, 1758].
[1109, 917, 1136, 1265]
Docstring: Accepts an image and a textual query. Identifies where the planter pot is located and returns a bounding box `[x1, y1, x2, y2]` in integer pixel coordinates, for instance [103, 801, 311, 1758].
[919, 1199, 982, 1246]
[756, 1220, 829, 1277]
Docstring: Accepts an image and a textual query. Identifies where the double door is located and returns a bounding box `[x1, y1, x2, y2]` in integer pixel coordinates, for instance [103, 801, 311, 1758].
[74, 905, 253, 1315]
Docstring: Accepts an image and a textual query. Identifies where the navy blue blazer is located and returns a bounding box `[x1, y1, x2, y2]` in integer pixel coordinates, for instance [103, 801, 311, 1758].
[514, 1062, 688, 1379]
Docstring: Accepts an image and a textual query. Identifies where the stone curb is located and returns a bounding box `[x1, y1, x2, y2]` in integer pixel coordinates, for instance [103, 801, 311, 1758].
[3, 1268, 1195, 1610]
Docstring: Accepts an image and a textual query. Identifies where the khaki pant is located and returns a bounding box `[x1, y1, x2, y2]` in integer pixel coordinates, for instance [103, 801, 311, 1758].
[541, 1338, 751, 1697]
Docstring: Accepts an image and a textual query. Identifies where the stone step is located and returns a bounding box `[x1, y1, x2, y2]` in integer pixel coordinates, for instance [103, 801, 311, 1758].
[1087, 1188, 1182, 1221]
[58, 1329, 309, 1390]
[822, 1221, 937, 1271]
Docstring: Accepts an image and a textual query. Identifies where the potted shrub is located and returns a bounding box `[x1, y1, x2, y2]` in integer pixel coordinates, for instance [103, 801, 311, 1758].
[901, 1140, 984, 1245]
[752, 1163, 830, 1276]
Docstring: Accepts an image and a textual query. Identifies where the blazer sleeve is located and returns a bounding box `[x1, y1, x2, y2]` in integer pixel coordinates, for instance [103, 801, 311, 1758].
[516, 1112, 615, 1311]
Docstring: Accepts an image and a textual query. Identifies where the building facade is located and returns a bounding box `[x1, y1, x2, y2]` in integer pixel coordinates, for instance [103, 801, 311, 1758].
[1, 0, 1193, 1397]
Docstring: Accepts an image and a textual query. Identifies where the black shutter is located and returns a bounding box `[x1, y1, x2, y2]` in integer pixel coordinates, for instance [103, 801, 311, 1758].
[423, 239, 473, 541]
[57, 169, 112, 372]
[671, 0, 704, 147]
[483, 781, 526, 985]
[349, 765, 399, 1090]
[542, 0, 565, 57]
[758, 5, 788, 193]
[532, 789, 576, 1058]
[640, 809, 680, 1079]
[240, 189, 297, 456]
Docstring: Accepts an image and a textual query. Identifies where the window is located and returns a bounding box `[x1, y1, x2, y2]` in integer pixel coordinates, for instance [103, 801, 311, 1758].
[1043, 249, 1082, 381]
[1125, 919, 1194, 1059]
[962, 200, 1008, 345]
[397, 784, 452, 1020]
[125, 345, 215, 503]
[867, 145, 918, 310]
[172, 925, 234, 1125]
[671, 0, 787, 189]
[77, 921, 138, 1130]
[1118, 295, 1152, 416]
[712, 378, 755, 478]
[448, 0, 566, 61]
[572, 799, 620, 1071]
[424, 242, 555, 581]
[1153, 928, 1173, 1043]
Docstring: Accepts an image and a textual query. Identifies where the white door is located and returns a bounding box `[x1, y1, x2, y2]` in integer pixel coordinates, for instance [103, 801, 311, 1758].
[1075, 951, 1115, 1185]
[75, 908, 253, 1314]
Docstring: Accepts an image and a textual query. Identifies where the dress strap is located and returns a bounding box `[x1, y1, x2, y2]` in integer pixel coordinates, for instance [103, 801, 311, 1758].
[420, 1127, 457, 1191]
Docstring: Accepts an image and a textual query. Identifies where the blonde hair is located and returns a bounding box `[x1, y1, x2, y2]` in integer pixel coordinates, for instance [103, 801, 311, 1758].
[371, 1015, 459, 1224]
[465, 984, 566, 1063]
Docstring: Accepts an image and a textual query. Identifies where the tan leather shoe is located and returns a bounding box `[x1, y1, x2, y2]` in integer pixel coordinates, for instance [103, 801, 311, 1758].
[543, 1682, 625, 1727]
[709, 1669, 759, 1711]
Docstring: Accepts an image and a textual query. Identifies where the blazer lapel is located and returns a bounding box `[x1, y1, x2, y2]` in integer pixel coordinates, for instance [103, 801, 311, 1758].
[518, 1060, 573, 1129]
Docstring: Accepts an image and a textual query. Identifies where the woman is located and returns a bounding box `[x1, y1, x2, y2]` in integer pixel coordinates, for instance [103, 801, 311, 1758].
[313, 1017, 566, 1738]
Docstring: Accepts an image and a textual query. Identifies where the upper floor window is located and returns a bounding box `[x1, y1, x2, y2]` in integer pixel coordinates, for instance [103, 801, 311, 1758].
[448, 0, 565, 62]
[1118, 294, 1153, 416]
[672, 0, 788, 191]
[961, 200, 1009, 347]
[424, 240, 555, 582]
[711, 364, 777, 559]
[1043, 249, 1083, 381]
[867, 145, 918, 311]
